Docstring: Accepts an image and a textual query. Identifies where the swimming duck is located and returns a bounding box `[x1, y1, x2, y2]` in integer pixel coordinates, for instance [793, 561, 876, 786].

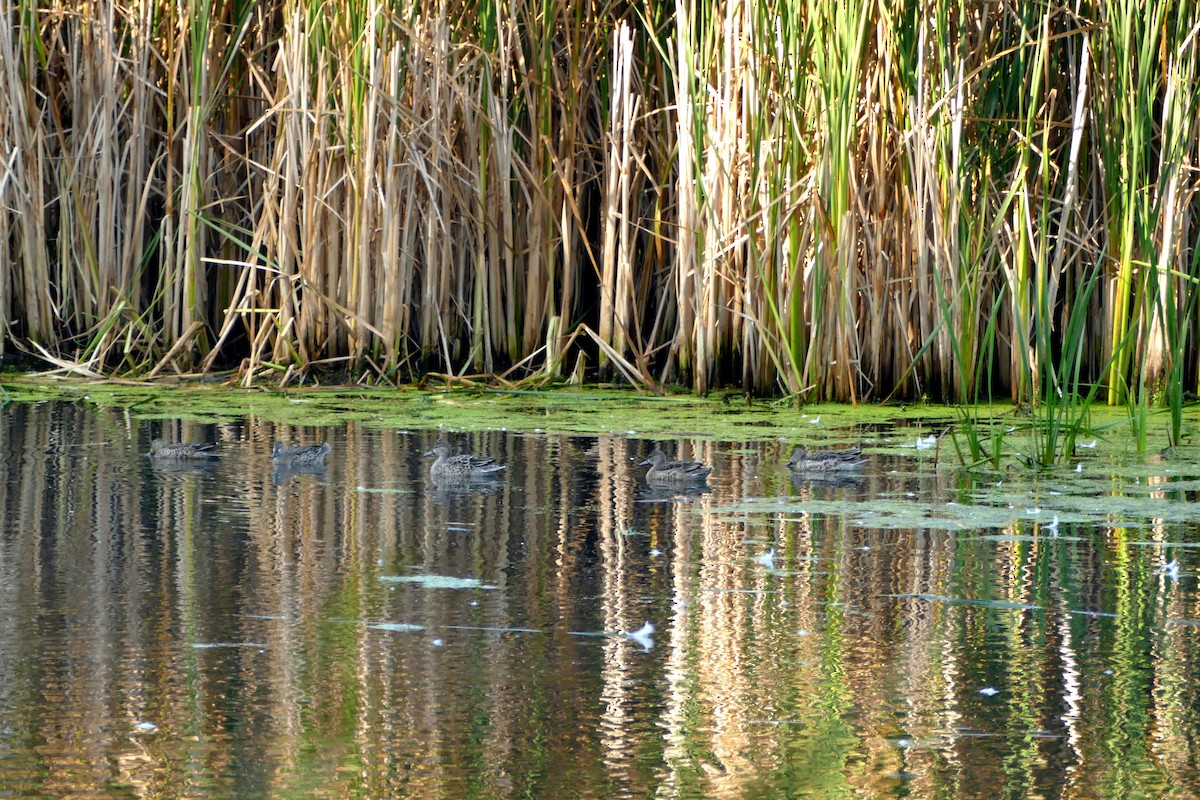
[148, 439, 220, 459]
[786, 446, 866, 472]
[424, 439, 505, 480]
[639, 449, 713, 485]
[272, 441, 331, 466]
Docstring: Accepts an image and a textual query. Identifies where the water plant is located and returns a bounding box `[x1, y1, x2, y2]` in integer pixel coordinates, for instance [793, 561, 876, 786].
[0, 0, 1197, 414]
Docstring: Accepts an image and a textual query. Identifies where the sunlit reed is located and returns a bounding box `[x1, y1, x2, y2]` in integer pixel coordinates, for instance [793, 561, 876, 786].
[1, 0, 1198, 416]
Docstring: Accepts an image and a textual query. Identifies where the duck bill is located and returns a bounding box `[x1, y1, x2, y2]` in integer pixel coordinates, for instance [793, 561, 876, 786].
[422, 448, 437, 457]
[638, 458, 652, 466]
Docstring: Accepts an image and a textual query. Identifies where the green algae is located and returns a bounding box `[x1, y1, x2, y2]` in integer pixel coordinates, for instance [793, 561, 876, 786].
[3, 376, 1199, 466]
[0, 375, 963, 442]
[718, 448, 1200, 530]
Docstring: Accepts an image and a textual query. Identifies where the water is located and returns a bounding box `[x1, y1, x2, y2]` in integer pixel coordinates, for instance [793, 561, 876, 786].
[1, 402, 1198, 799]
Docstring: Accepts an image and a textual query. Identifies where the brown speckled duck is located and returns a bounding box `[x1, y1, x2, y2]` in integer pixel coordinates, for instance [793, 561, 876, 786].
[424, 439, 505, 480]
[148, 439, 220, 459]
[786, 446, 866, 472]
[639, 449, 713, 485]
[272, 441, 331, 466]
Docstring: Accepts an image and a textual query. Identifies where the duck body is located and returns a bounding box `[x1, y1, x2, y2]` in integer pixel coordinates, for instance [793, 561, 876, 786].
[148, 439, 220, 459]
[272, 441, 331, 466]
[786, 446, 866, 472]
[424, 439, 505, 481]
[639, 449, 713, 485]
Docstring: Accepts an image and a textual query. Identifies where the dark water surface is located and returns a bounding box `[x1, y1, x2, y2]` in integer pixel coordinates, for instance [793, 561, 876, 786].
[1, 402, 1199, 799]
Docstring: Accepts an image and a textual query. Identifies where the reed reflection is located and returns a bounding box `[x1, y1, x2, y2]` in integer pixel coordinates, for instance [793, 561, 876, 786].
[0, 405, 1198, 798]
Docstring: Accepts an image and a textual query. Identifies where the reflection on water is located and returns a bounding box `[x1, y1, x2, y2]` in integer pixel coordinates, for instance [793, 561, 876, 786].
[1, 403, 1199, 798]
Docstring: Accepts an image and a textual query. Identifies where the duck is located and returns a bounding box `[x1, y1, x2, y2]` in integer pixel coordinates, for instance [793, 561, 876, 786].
[272, 441, 331, 466]
[639, 448, 713, 485]
[147, 439, 220, 459]
[786, 445, 866, 472]
[424, 439, 505, 480]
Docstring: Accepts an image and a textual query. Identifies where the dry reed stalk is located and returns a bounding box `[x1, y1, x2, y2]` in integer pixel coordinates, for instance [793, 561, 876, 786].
[495, 11, 518, 364]
[268, 5, 311, 370]
[350, 19, 380, 370]
[377, 40, 411, 375]
[671, 0, 699, 386]
[478, 86, 505, 372]
[1, 8, 53, 344]
[599, 22, 638, 371]
[0, 137, 9, 356]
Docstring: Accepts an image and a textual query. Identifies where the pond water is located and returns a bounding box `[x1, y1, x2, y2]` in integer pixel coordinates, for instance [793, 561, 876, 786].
[1, 402, 1198, 799]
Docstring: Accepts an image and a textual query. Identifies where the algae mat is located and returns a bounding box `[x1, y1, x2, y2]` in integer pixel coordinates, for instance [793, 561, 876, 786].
[3, 376, 1196, 462]
[0, 377, 957, 443]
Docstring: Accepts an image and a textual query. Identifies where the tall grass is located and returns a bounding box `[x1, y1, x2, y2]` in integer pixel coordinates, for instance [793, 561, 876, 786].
[1, 0, 1198, 412]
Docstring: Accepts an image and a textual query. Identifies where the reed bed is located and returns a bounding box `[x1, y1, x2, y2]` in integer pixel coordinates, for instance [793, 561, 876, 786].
[1, 0, 1198, 406]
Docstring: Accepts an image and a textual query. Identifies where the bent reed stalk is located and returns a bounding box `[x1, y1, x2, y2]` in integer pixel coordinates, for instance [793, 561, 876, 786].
[1, 0, 1198, 409]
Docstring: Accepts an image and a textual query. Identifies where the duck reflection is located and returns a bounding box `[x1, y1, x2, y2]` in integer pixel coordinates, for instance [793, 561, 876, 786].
[149, 455, 220, 474]
[789, 470, 866, 491]
[271, 461, 327, 486]
[637, 483, 712, 503]
[426, 474, 506, 504]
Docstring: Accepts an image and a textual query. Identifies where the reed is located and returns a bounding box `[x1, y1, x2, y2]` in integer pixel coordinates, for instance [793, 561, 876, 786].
[1, 0, 1198, 415]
